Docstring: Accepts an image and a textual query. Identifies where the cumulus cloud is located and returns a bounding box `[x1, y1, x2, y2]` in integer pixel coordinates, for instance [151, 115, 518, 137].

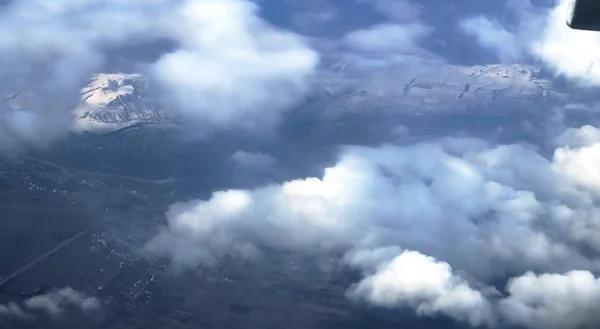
[555, 124, 600, 148]
[499, 270, 600, 329]
[147, 137, 595, 277]
[145, 124, 600, 328]
[0, 287, 100, 322]
[0, 0, 318, 152]
[460, 0, 600, 85]
[347, 250, 494, 327]
[148, 0, 318, 130]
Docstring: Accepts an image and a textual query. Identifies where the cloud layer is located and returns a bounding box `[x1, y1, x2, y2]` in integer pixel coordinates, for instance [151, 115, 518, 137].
[461, 0, 600, 85]
[316, 0, 442, 69]
[0, 287, 101, 323]
[6, 1, 600, 327]
[347, 250, 494, 327]
[145, 124, 600, 328]
[0, 0, 318, 152]
[148, 0, 318, 131]
[499, 270, 600, 329]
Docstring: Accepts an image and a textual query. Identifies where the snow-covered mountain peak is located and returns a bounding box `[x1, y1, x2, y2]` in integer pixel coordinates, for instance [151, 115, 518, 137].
[80, 73, 145, 107]
[72, 73, 170, 133]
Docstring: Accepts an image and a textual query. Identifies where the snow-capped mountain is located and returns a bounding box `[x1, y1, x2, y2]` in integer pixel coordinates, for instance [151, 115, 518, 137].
[1, 64, 559, 134]
[304, 63, 556, 121]
[72, 73, 174, 133]
[75, 64, 560, 132]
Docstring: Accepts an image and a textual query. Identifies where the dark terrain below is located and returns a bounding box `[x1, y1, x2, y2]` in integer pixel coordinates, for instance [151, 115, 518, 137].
[0, 102, 581, 328]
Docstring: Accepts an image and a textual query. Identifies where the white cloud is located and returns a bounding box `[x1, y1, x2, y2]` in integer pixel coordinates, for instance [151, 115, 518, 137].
[531, 0, 600, 85]
[553, 140, 600, 192]
[0, 0, 318, 152]
[344, 23, 431, 55]
[347, 250, 494, 327]
[24, 287, 101, 316]
[146, 131, 600, 275]
[0, 287, 100, 322]
[341, 30, 438, 70]
[460, 0, 600, 85]
[459, 16, 522, 62]
[342, 246, 403, 272]
[149, 0, 318, 131]
[0, 0, 159, 152]
[340, 0, 439, 67]
[555, 124, 600, 148]
[499, 271, 600, 329]
[145, 124, 600, 327]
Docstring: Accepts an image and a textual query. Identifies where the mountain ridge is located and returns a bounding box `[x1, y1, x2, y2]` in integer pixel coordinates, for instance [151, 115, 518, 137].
[2, 63, 560, 134]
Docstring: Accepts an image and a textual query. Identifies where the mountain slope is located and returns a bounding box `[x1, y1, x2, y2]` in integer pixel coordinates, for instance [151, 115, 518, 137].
[72, 73, 174, 133]
[301, 63, 556, 122]
[2, 63, 559, 134]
